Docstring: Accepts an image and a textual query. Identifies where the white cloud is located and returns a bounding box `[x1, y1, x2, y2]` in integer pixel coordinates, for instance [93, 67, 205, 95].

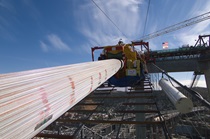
[179, 79, 207, 88]
[40, 34, 71, 52]
[81, 44, 92, 55]
[176, 21, 210, 46]
[0, 0, 15, 12]
[0, 1, 6, 8]
[76, 0, 144, 47]
[148, 40, 158, 50]
[188, 0, 210, 17]
[0, 0, 18, 41]
[151, 79, 207, 91]
[175, 1, 210, 46]
[40, 41, 48, 52]
[76, 0, 210, 52]
[47, 34, 71, 51]
[21, 0, 41, 21]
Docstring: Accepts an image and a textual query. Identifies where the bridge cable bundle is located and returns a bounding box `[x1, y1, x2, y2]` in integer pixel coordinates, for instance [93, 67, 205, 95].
[0, 59, 122, 139]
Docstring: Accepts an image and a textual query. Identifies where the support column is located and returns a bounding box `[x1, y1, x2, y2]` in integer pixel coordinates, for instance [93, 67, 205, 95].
[203, 61, 210, 96]
[199, 53, 210, 97]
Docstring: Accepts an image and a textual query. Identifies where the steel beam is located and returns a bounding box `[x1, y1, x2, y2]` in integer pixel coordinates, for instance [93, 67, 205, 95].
[68, 110, 106, 113]
[87, 96, 154, 99]
[122, 102, 156, 105]
[58, 119, 163, 125]
[128, 90, 152, 94]
[77, 103, 104, 105]
[117, 110, 159, 113]
[36, 133, 74, 139]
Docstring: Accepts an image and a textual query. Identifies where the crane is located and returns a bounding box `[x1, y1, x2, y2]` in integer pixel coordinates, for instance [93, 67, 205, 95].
[134, 11, 210, 42]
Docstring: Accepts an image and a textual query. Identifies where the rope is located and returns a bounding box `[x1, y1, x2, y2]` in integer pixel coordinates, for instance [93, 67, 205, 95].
[91, 0, 127, 38]
[184, 114, 202, 137]
[142, 0, 151, 36]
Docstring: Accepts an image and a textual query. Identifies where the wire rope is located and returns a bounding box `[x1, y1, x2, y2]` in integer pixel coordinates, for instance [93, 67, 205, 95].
[142, 0, 151, 36]
[179, 117, 193, 138]
[91, 0, 127, 38]
[183, 114, 202, 137]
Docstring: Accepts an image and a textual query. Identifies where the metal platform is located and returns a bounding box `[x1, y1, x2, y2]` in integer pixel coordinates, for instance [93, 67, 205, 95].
[35, 78, 170, 139]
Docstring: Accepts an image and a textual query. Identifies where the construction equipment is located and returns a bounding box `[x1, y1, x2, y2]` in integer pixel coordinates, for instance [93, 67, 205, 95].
[134, 11, 210, 42]
[92, 40, 148, 87]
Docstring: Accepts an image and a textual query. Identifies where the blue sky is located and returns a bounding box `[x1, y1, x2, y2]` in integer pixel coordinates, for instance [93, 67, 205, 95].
[0, 0, 210, 86]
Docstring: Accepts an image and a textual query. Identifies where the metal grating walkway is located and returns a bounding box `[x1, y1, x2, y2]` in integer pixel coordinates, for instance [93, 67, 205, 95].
[35, 78, 170, 139]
